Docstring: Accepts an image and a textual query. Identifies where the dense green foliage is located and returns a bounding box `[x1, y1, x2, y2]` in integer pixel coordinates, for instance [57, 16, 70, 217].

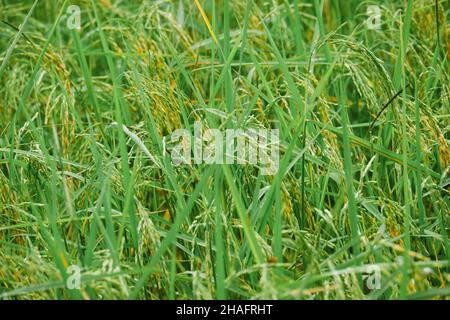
[0, 0, 449, 299]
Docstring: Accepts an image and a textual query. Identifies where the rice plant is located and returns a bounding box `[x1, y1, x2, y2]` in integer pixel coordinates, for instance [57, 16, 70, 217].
[0, 0, 448, 300]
